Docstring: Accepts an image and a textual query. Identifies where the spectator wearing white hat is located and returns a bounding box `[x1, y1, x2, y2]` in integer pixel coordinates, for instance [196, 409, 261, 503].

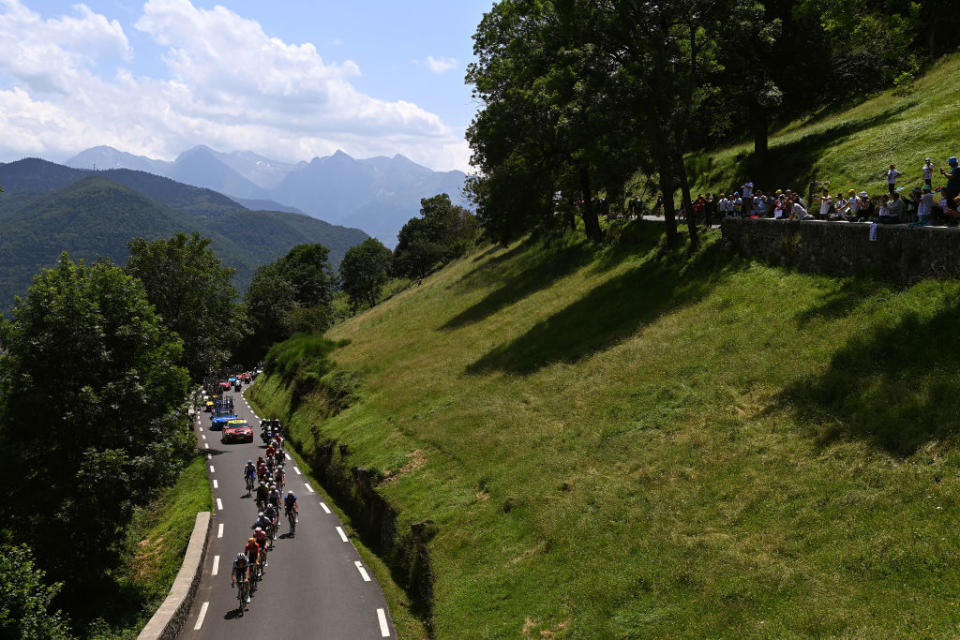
[922, 158, 935, 187]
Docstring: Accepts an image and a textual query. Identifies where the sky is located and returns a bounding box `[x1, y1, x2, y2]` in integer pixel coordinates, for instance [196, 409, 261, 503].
[0, 0, 493, 171]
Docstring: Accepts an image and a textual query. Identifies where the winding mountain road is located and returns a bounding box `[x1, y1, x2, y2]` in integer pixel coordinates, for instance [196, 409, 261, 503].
[178, 384, 395, 639]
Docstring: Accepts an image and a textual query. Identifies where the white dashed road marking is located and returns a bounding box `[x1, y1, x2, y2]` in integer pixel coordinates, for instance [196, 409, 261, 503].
[193, 602, 209, 631]
[304, 482, 314, 493]
[201, 434, 206, 440]
[216, 498, 223, 511]
[210, 465, 215, 473]
[218, 523, 224, 538]
[213, 479, 218, 489]
[320, 502, 331, 514]
[377, 608, 390, 637]
[336, 526, 348, 542]
[294, 467, 301, 475]
[206, 454, 211, 460]
[285, 452, 291, 461]
[212, 555, 220, 576]
[355, 561, 371, 582]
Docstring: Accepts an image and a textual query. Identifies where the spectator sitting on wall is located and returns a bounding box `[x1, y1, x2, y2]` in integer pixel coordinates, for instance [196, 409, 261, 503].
[774, 194, 787, 219]
[888, 191, 905, 222]
[859, 192, 874, 221]
[788, 195, 813, 221]
[877, 194, 900, 224]
[830, 192, 848, 221]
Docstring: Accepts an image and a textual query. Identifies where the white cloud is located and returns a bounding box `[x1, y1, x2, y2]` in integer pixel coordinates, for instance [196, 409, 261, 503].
[0, 0, 472, 171]
[425, 55, 458, 74]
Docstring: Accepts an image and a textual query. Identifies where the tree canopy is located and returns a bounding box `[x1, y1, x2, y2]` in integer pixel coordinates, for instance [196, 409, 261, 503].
[0, 254, 191, 593]
[126, 232, 242, 380]
[340, 237, 393, 310]
[393, 194, 479, 279]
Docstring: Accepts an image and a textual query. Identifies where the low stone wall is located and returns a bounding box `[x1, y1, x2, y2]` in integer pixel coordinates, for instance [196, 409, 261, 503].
[137, 511, 211, 640]
[720, 217, 960, 282]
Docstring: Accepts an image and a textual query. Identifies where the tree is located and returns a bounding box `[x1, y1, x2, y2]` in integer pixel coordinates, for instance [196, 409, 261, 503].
[126, 232, 242, 380]
[239, 243, 338, 361]
[394, 194, 479, 279]
[340, 238, 393, 310]
[0, 254, 191, 591]
[0, 545, 72, 640]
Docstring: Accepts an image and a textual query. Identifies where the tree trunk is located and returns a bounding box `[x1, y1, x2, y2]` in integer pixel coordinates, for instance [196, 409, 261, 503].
[753, 106, 769, 177]
[657, 160, 679, 247]
[579, 166, 603, 242]
[675, 152, 699, 251]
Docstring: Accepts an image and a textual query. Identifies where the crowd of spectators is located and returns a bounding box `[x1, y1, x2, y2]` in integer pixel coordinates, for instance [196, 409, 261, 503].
[683, 156, 960, 228]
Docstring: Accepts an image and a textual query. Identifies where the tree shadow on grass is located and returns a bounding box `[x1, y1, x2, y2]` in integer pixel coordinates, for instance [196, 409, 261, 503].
[736, 103, 917, 189]
[466, 241, 747, 375]
[441, 236, 597, 330]
[781, 298, 960, 456]
[793, 278, 892, 328]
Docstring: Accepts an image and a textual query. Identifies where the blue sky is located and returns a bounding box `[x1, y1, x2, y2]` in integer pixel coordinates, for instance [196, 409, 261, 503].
[0, 0, 493, 170]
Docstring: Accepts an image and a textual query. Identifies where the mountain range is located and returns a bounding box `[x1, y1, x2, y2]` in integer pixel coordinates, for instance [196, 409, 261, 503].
[66, 145, 469, 246]
[0, 158, 368, 312]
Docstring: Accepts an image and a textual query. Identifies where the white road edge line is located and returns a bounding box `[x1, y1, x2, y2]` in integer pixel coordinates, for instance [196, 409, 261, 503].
[206, 454, 211, 460]
[377, 608, 390, 637]
[336, 526, 348, 542]
[285, 452, 291, 461]
[216, 498, 223, 511]
[294, 467, 301, 475]
[213, 479, 218, 489]
[304, 482, 314, 493]
[355, 561, 371, 582]
[209, 465, 215, 473]
[201, 434, 206, 440]
[193, 601, 209, 631]
[218, 523, 224, 538]
[199, 427, 204, 432]
[212, 555, 220, 576]
[320, 502, 331, 514]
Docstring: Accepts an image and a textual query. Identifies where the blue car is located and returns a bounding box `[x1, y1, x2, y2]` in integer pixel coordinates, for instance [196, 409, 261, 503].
[210, 414, 238, 431]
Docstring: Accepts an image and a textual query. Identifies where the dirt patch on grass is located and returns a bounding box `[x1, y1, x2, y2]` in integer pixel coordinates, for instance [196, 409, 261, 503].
[384, 448, 428, 483]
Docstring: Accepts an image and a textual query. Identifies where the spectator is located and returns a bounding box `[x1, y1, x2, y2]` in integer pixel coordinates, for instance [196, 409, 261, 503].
[904, 188, 921, 222]
[718, 193, 730, 217]
[693, 194, 706, 224]
[922, 158, 935, 188]
[774, 194, 787, 219]
[789, 195, 812, 220]
[861, 192, 875, 220]
[916, 184, 934, 225]
[880, 193, 902, 224]
[816, 189, 833, 219]
[732, 192, 743, 217]
[846, 189, 861, 220]
[886, 164, 900, 194]
[831, 192, 848, 221]
[940, 157, 960, 205]
[752, 191, 766, 218]
[705, 193, 716, 227]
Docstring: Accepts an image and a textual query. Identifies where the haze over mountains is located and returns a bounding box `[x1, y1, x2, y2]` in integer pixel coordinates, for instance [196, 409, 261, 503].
[0, 158, 368, 312]
[67, 145, 470, 246]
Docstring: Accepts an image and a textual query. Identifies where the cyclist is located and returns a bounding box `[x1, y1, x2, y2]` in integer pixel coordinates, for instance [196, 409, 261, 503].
[274, 448, 285, 468]
[253, 526, 270, 565]
[265, 442, 276, 461]
[284, 489, 299, 536]
[273, 466, 285, 491]
[254, 510, 272, 534]
[243, 460, 256, 494]
[272, 432, 284, 451]
[244, 537, 261, 589]
[255, 481, 269, 510]
[264, 503, 279, 538]
[268, 484, 281, 510]
[257, 460, 269, 483]
[231, 552, 251, 604]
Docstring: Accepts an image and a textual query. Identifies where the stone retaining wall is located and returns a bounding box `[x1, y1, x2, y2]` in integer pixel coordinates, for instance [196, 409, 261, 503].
[720, 217, 960, 282]
[137, 511, 211, 640]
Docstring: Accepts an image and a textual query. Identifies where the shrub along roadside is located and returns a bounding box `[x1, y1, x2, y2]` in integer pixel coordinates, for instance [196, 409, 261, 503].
[83, 455, 213, 639]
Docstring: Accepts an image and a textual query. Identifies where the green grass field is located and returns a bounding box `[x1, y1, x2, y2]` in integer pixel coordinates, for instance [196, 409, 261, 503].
[251, 224, 960, 639]
[689, 52, 960, 199]
[247, 54, 960, 639]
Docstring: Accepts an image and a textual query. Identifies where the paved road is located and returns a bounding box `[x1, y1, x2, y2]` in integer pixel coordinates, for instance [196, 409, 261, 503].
[178, 384, 395, 639]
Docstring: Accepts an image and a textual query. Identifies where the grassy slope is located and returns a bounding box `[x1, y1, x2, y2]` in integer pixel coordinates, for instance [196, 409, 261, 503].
[690, 52, 960, 197]
[259, 223, 960, 639]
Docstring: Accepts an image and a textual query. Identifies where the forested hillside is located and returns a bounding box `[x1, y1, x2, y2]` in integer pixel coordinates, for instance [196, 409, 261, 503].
[0, 159, 367, 311]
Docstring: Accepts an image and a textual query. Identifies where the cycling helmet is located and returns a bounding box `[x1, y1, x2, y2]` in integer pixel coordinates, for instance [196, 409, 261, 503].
[287, 490, 294, 496]
[257, 511, 264, 518]
[248, 537, 255, 543]
[247, 459, 253, 464]
[237, 552, 244, 560]
[255, 526, 263, 533]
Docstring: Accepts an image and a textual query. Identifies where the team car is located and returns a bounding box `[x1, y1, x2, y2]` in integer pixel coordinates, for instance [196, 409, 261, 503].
[221, 419, 254, 444]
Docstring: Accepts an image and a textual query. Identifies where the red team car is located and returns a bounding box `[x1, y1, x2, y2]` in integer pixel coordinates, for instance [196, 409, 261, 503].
[221, 419, 254, 444]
